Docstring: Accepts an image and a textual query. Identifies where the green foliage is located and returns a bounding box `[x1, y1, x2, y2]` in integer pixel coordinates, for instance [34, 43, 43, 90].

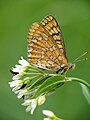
[34, 75, 65, 98]
[9, 61, 90, 119]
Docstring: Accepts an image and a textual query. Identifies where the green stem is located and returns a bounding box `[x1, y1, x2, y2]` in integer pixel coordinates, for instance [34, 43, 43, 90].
[55, 116, 63, 120]
[66, 77, 90, 89]
[28, 65, 44, 73]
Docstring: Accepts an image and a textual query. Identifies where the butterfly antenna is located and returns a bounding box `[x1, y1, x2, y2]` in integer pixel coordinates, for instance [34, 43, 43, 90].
[72, 52, 88, 63]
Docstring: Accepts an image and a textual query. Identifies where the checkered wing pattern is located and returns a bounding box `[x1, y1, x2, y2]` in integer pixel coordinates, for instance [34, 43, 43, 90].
[27, 15, 68, 71]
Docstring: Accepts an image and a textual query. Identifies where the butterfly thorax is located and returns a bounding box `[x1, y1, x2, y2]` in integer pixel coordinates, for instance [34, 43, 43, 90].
[56, 63, 75, 74]
[55, 62, 68, 74]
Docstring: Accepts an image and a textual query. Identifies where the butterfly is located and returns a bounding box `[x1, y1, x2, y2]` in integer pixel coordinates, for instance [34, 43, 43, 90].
[27, 15, 75, 74]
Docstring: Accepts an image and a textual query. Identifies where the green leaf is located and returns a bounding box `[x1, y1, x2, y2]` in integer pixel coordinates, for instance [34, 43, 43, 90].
[28, 75, 47, 89]
[34, 74, 65, 97]
[80, 83, 90, 106]
[29, 76, 51, 89]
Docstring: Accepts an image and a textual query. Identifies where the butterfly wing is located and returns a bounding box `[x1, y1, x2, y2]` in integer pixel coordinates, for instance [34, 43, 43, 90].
[27, 15, 68, 70]
[41, 15, 67, 60]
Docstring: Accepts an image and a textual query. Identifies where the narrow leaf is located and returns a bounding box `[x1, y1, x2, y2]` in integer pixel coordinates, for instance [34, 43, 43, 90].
[80, 83, 90, 106]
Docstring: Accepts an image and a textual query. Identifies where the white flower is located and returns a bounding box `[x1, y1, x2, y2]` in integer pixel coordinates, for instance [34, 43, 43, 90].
[22, 99, 37, 114]
[42, 110, 63, 120]
[19, 57, 29, 66]
[38, 95, 46, 106]
[42, 110, 55, 118]
[12, 57, 29, 80]
[9, 80, 23, 91]
[12, 74, 21, 80]
[43, 118, 51, 120]
[17, 89, 28, 99]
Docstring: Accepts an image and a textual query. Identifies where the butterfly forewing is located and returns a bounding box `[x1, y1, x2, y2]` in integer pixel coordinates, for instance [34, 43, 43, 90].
[41, 16, 67, 58]
[27, 15, 68, 71]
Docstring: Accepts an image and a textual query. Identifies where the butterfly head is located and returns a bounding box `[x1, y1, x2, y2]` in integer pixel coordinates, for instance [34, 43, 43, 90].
[68, 63, 76, 70]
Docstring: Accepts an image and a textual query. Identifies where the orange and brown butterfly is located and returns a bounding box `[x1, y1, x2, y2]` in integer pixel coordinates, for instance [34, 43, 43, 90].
[27, 15, 75, 74]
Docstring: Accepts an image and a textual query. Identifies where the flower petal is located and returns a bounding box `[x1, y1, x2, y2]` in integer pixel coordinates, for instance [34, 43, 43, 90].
[22, 99, 37, 114]
[17, 89, 28, 99]
[38, 95, 46, 106]
[22, 99, 32, 106]
[30, 100, 37, 114]
[25, 106, 31, 112]
[9, 80, 21, 87]
[12, 74, 21, 80]
[19, 57, 29, 66]
[43, 118, 51, 120]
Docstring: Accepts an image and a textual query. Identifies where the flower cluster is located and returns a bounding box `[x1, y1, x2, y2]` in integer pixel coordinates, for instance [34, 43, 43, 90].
[9, 57, 46, 114]
[9, 57, 66, 116]
[9, 57, 89, 120]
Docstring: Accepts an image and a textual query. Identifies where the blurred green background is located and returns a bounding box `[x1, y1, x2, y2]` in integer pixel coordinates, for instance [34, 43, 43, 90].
[0, 0, 90, 120]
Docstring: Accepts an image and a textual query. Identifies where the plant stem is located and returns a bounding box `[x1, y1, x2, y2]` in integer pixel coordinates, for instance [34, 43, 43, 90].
[66, 77, 90, 89]
[55, 116, 63, 120]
